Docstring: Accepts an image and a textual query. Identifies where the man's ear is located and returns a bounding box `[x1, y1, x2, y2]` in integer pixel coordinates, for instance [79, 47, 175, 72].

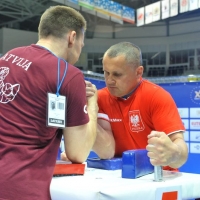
[136, 66, 144, 77]
[68, 31, 76, 48]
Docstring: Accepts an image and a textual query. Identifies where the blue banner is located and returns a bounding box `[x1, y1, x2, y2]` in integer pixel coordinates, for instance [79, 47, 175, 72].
[159, 82, 200, 174]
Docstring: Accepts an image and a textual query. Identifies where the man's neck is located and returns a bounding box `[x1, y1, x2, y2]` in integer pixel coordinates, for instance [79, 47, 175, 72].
[36, 37, 67, 59]
[121, 78, 143, 99]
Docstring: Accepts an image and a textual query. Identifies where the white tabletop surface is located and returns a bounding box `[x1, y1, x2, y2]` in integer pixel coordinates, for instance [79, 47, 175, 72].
[50, 167, 200, 200]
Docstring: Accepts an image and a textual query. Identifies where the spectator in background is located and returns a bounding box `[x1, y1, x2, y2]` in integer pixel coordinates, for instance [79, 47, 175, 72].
[0, 5, 98, 200]
[62, 42, 188, 171]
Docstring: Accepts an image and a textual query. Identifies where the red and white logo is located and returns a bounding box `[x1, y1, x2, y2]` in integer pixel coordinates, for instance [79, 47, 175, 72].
[129, 110, 145, 132]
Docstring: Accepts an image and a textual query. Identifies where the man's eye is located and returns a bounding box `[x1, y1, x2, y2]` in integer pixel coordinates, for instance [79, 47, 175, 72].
[114, 74, 122, 77]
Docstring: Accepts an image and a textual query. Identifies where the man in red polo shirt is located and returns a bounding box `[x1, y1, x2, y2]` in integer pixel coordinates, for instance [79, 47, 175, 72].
[90, 42, 188, 170]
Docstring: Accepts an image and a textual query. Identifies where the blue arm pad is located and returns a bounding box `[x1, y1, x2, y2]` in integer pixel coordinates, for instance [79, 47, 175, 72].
[87, 158, 122, 170]
[122, 149, 154, 179]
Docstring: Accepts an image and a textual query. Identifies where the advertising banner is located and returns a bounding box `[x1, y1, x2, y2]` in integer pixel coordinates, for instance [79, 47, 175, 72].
[136, 7, 145, 26]
[78, 0, 94, 10]
[160, 82, 200, 174]
[170, 0, 178, 17]
[108, 1, 123, 24]
[179, 0, 189, 13]
[189, 0, 198, 11]
[161, 0, 170, 19]
[145, 4, 153, 24]
[94, 0, 110, 20]
[152, 1, 161, 22]
[108, 1, 122, 19]
[122, 6, 135, 24]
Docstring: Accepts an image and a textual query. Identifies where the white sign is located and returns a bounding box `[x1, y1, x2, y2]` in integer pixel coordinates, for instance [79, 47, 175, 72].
[178, 108, 189, 118]
[152, 1, 161, 22]
[145, 4, 153, 24]
[162, 0, 170, 19]
[179, 0, 189, 13]
[170, 0, 178, 17]
[190, 107, 200, 118]
[190, 142, 200, 154]
[190, 131, 200, 142]
[137, 7, 145, 26]
[190, 119, 200, 130]
[189, 0, 198, 11]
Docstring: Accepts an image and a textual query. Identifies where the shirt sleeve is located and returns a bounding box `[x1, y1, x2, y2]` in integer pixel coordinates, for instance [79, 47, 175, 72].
[150, 88, 185, 134]
[97, 89, 110, 121]
[64, 72, 89, 127]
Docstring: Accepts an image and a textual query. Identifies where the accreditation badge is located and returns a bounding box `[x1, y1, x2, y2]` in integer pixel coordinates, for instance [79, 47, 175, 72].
[47, 93, 66, 128]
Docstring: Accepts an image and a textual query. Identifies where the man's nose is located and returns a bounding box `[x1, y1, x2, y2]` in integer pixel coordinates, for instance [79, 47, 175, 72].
[106, 76, 115, 85]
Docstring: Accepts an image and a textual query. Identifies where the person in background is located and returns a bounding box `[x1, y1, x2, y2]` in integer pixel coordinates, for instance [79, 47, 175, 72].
[0, 5, 98, 200]
[62, 42, 188, 170]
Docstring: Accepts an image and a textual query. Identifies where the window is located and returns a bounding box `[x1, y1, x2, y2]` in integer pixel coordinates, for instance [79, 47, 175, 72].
[197, 49, 200, 56]
[170, 52, 176, 64]
[93, 53, 103, 65]
[88, 53, 93, 59]
[188, 49, 194, 56]
[176, 51, 182, 63]
[147, 52, 156, 65]
[182, 50, 188, 63]
[160, 52, 166, 64]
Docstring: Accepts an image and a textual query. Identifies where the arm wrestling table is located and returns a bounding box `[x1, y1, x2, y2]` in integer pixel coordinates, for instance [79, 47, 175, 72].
[50, 168, 200, 200]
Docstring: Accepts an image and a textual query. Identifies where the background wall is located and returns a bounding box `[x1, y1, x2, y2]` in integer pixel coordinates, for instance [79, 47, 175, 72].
[0, 28, 38, 53]
[0, 29, 3, 54]
[1, 15, 200, 52]
[1, 14, 200, 74]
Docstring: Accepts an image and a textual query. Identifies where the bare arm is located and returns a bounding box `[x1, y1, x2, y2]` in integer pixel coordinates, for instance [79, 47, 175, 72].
[85, 80, 115, 159]
[92, 119, 115, 159]
[63, 84, 98, 163]
[146, 131, 188, 168]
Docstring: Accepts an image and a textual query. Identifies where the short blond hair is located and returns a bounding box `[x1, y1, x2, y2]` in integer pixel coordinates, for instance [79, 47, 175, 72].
[38, 5, 86, 39]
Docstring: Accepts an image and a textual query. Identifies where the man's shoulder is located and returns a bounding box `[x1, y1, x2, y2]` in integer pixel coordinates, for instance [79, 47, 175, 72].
[142, 79, 166, 92]
[141, 79, 172, 101]
[68, 65, 84, 81]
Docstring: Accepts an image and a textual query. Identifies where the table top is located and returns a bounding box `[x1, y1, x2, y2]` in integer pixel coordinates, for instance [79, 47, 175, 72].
[50, 168, 200, 200]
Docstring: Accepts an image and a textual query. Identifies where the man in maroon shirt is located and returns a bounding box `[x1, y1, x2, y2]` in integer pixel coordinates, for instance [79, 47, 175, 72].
[0, 5, 98, 200]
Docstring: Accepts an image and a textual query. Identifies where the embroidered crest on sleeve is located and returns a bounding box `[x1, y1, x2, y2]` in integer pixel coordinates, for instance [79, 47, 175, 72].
[0, 67, 20, 103]
[129, 110, 145, 132]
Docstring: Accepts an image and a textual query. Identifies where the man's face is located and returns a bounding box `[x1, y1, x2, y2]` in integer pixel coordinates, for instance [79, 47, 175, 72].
[103, 54, 141, 97]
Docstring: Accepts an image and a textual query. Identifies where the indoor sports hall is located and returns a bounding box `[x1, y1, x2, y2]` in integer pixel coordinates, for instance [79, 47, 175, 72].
[0, 0, 200, 200]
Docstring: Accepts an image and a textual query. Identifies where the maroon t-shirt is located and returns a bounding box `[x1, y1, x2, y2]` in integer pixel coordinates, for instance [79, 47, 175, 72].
[0, 44, 89, 200]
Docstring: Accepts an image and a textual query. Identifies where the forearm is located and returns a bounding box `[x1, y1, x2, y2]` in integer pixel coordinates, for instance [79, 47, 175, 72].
[86, 107, 98, 150]
[64, 97, 98, 163]
[168, 138, 188, 169]
[64, 119, 97, 163]
[92, 124, 115, 159]
[78, 99, 98, 158]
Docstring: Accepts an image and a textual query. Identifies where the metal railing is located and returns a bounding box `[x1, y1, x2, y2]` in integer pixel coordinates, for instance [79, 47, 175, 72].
[82, 70, 200, 84]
